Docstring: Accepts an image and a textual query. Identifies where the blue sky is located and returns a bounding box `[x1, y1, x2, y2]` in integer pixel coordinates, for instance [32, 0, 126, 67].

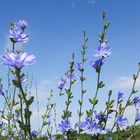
[0, 0, 140, 131]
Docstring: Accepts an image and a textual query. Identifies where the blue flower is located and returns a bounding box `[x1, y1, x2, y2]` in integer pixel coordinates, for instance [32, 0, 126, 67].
[0, 88, 3, 95]
[76, 121, 87, 129]
[10, 29, 29, 43]
[85, 117, 91, 124]
[57, 76, 67, 90]
[42, 134, 48, 138]
[66, 73, 77, 82]
[136, 112, 140, 122]
[83, 118, 105, 135]
[74, 62, 83, 71]
[12, 113, 20, 122]
[31, 130, 39, 136]
[20, 131, 24, 136]
[132, 96, 140, 108]
[10, 137, 14, 140]
[118, 92, 124, 101]
[58, 120, 73, 133]
[94, 111, 107, 121]
[0, 121, 7, 127]
[107, 138, 112, 140]
[90, 59, 104, 70]
[117, 115, 128, 129]
[94, 42, 111, 58]
[48, 137, 55, 140]
[17, 20, 28, 30]
[87, 121, 105, 135]
[64, 136, 67, 140]
[2, 52, 36, 68]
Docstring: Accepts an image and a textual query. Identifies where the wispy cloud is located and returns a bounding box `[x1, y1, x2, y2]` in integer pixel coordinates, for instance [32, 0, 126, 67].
[109, 76, 140, 89]
[70, 0, 96, 9]
[31, 77, 59, 100]
[30, 77, 59, 131]
[87, 0, 96, 5]
[71, 1, 76, 8]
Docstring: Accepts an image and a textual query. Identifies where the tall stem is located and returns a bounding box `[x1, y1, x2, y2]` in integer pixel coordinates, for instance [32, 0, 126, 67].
[91, 70, 101, 120]
[62, 53, 75, 140]
[78, 31, 87, 134]
[16, 68, 33, 140]
[122, 66, 140, 115]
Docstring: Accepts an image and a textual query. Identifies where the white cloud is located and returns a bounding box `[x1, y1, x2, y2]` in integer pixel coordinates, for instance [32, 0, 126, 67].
[70, 0, 96, 9]
[31, 77, 58, 100]
[109, 76, 140, 89]
[30, 77, 59, 127]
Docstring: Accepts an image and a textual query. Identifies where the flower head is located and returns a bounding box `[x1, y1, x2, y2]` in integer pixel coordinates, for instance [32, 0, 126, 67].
[10, 137, 14, 140]
[82, 118, 105, 135]
[31, 130, 38, 136]
[132, 96, 140, 108]
[87, 121, 105, 135]
[117, 115, 128, 129]
[2, 52, 36, 68]
[13, 113, 20, 122]
[10, 20, 28, 43]
[118, 92, 124, 101]
[0, 88, 3, 95]
[90, 59, 104, 71]
[66, 73, 77, 81]
[20, 131, 24, 136]
[94, 111, 107, 121]
[136, 112, 140, 122]
[10, 29, 29, 43]
[18, 20, 28, 30]
[57, 76, 67, 90]
[76, 121, 87, 130]
[58, 120, 73, 133]
[94, 42, 111, 58]
[74, 62, 83, 71]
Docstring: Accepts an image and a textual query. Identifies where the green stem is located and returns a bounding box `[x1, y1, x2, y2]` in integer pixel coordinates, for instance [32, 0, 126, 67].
[78, 71, 84, 132]
[122, 67, 140, 115]
[16, 68, 33, 140]
[111, 98, 119, 131]
[12, 42, 15, 53]
[35, 80, 40, 134]
[91, 70, 101, 120]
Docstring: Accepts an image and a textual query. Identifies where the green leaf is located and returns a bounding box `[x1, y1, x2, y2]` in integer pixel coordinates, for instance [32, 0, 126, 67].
[132, 89, 138, 94]
[85, 38, 88, 42]
[83, 30, 86, 37]
[12, 80, 20, 87]
[82, 89, 87, 94]
[78, 100, 82, 106]
[93, 98, 98, 105]
[10, 23, 14, 30]
[133, 74, 137, 80]
[104, 22, 110, 30]
[98, 81, 105, 88]
[89, 98, 93, 104]
[27, 96, 34, 106]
